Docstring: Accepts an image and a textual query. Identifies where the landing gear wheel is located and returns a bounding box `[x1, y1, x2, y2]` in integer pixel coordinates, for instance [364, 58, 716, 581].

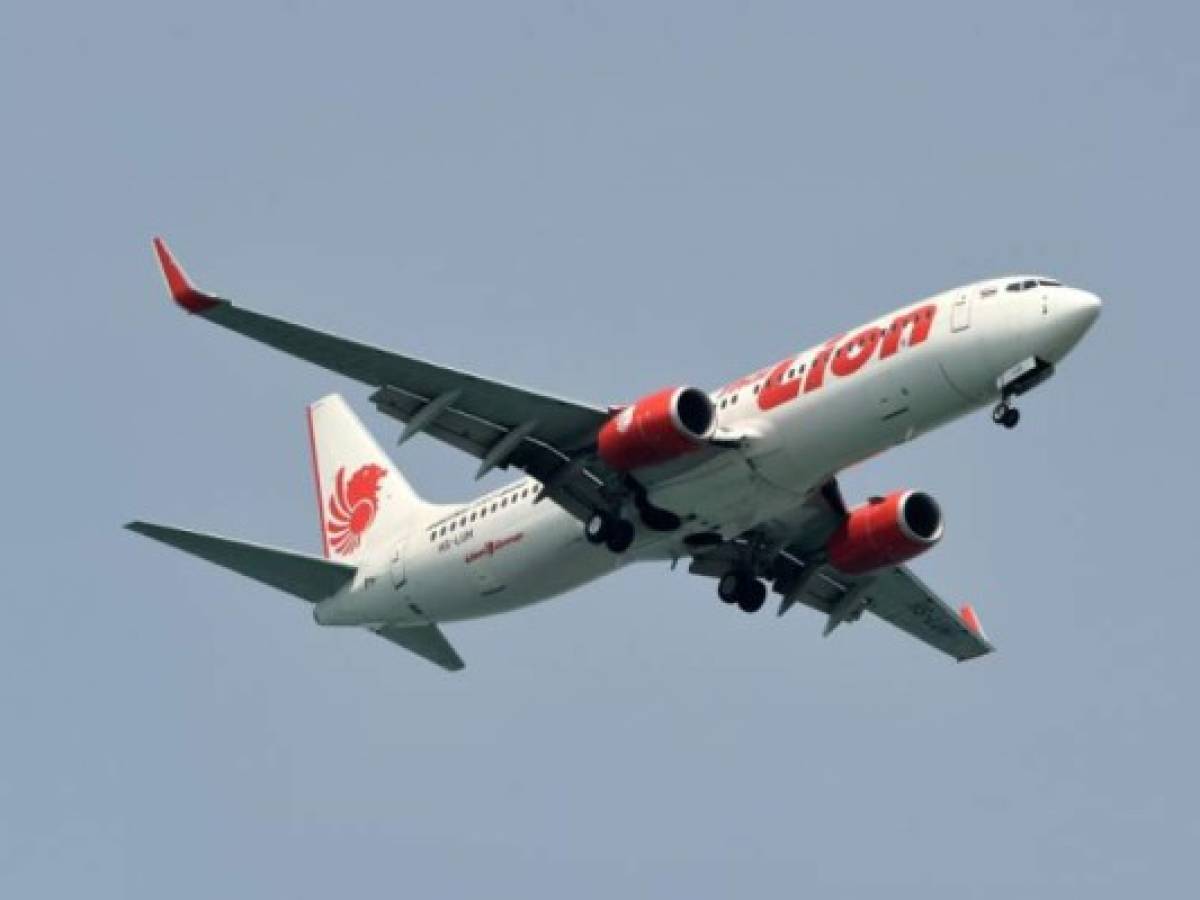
[717, 572, 766, 612]
[737, 579, 767, 614]
[718, 572, 742, 604]
[584, 513, 611, 545]
[604, 519, 635, 553]
[992, 401, 1020, 429]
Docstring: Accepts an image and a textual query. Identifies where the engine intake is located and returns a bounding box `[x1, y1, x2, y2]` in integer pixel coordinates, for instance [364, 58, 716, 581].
[826, 490, 944, 575]
[597, 386, 717, 471]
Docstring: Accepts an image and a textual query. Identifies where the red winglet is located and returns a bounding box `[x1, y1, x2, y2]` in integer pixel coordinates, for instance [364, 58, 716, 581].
[959, 603, 985, 637]
[152, 237, 221, 313]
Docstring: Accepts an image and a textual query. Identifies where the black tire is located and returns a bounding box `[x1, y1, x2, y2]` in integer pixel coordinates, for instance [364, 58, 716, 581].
[992, 403, 1009, 424]
[1002, 407, 1021, 429]
[584, 513, 611, 545]
[605, 519, 635, 553]
[718, 572, 742, 604]
[737, 579, 767, 614]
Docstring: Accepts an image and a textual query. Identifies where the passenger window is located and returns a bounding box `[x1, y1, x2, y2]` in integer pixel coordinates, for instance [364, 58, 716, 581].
[450, 522, 456, 532]
[470, 512, 476, 522]
[429, 532, 436, 542]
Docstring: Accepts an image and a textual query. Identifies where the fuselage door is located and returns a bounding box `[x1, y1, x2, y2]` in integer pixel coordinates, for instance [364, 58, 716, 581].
[390, 540, 407, 590]
[951, 291, 971, 332]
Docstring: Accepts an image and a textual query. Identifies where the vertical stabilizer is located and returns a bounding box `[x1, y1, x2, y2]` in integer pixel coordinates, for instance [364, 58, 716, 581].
[306, 394, 426, 562]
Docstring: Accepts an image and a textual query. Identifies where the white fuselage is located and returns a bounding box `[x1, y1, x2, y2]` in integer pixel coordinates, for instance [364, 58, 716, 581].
[314, 277, 1100, 629]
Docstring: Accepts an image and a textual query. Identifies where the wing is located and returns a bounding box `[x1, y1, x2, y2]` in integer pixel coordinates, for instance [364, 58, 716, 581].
[689, 482, 993, 662]
[774, 559, 993, 661]
[152, 238, 613, 520]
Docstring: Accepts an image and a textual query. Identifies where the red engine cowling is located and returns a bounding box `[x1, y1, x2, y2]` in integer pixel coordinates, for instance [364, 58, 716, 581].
[826, 490, 944, 575]
[597, 386, 717, 471]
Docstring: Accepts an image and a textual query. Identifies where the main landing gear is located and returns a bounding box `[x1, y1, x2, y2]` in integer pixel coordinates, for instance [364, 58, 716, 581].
[717, 570, 768, 614]
[992, 400, 1021, 430]
[584, 512, 635, 553]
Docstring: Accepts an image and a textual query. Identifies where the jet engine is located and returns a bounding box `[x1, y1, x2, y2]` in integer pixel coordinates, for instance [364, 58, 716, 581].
[826, 490, 944, 575]
[597, 386, 717, 471]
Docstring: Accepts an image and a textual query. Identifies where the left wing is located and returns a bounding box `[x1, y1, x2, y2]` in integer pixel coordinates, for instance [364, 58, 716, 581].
[151, 238, 613, 519]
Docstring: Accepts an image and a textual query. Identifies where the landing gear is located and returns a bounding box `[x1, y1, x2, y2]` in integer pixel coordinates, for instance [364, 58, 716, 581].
[738, 579, 767, 613]
[717, 572, 742, 604]
[584, 512, 635, 553]
[991, 357, 1054, 431]
[717, 571, 767, 613]
[992, 401, 1021, 430]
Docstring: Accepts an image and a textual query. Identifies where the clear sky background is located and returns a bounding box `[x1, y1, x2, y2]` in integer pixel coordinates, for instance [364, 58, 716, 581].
[1, 1, 1196, 896]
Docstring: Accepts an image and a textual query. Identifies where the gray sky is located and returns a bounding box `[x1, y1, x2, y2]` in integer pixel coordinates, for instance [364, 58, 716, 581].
[2, 1, 1196, 896]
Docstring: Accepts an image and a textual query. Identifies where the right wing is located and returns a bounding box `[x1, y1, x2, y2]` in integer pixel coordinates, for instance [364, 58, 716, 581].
[688, 482, 993, 662]
[773, 559, 994, 662]
[151, 238, 613, 520]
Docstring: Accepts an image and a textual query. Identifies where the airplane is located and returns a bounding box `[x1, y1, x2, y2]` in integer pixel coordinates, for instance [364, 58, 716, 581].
[128, 239, 1101, 671]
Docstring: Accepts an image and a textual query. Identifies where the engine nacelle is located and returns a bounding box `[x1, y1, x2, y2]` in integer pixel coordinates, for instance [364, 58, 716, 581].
[597, 386, 717, 471]
[826, 490, 944, 575]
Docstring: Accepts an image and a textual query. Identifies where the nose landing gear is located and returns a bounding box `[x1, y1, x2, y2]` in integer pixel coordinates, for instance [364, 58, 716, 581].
[992, 356, 1055, 430]
[992, 401, 1021, 430]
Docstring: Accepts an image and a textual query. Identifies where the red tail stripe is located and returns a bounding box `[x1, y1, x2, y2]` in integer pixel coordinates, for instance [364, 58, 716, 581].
[305, 405, 331, 558]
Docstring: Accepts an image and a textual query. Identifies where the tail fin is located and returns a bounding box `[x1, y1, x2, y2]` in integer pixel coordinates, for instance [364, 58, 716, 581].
[306, 394, 427, 562]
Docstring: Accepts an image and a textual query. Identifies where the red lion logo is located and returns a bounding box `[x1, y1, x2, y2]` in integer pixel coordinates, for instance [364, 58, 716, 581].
[326, 464, 387, 556]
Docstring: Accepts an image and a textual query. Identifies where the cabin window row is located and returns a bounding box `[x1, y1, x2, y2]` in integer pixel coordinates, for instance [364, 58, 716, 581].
[428, 485, 538, 541]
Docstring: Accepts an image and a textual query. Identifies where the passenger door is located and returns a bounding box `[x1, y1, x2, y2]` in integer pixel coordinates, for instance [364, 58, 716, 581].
[951, 290, 971, 332]
[390, 540, 407, 590]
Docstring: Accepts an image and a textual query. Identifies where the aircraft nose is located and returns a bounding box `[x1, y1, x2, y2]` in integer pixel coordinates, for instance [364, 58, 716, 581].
[1039, 288, 1102, 362]
[1066, 289, 1102, 332]
[1065, 289, 1099, 340]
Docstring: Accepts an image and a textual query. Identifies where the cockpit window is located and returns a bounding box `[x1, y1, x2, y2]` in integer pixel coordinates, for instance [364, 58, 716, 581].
[1006, 278, 1054, 293]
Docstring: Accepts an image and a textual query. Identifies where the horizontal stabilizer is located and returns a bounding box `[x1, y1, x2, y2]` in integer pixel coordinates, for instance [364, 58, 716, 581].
[126, 521, 356, 603]
[373, 623, 465, 671]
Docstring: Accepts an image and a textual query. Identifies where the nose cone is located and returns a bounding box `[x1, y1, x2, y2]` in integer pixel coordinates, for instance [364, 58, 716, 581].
[1040, 288, 1102, 362]
[1067, 289, 1103, 331]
